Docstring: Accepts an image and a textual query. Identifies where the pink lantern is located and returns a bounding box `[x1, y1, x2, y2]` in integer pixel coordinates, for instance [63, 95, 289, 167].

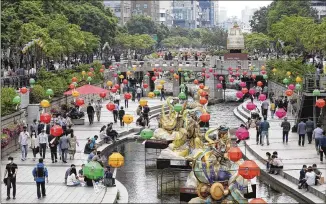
[216, 83, 223, 89]
[228, 67, 233, 71]
[170, 69, 174, 73]
[206, 74, 210, 78]
[219, 76, 224, 81]
[236, 127, 249, 140]
[229, 71, 233, 75]
[213, 72, 218, 77]
[288, 84, 295, 90]
[201, 72, 205, 77]
[240, 82, 246, 87]
[157, 68, 162, 72]
[249, 88, 256, 95]
[236, 91, 244, 99]
[209, 68, 213, 72]
[202, 68, 206, 72]
[246, 102, 257, 111]
[258, 94, 267, 101]
[229, 77, 235, 83]
[243, 71, 248, 76]
[235, 72, 240, 77]
[236, 67, 240, 71]
[261, 70, 266, 75]
[275, 108, 287, 119]
[113, 73, 118, 77]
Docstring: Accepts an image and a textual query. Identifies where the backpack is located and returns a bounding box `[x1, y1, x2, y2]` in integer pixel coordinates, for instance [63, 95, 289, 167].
[36, 166, 45, 178]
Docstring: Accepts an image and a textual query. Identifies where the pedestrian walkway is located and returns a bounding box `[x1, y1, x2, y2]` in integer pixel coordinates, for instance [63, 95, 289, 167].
[1, 98, 164, 203]
[234, 99, 326, 202]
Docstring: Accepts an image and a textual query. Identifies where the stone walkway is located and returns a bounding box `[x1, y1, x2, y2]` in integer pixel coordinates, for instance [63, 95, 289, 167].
[1, 98, 164, 203]
[234, 99, 326, 203]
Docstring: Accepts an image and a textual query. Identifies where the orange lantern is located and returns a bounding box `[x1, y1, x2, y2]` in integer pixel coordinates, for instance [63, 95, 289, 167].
[257, 81, 263, 87]
[100, 68, 104, 73]
[250, 198, 267, 204]
[72, 77, 78, 82]
[199, 97, 207, 105]
[238, 160, 260, 179]
[122, 114, 133, 124]
[285, 89, 293, 96]
[200, 91, 207, 97]
[194, 79, 199, 84]
[242, 88, 248, 94]
[199, 84, 205, 89]
[200, 113, 210, 122]
[316, 99, 326, 108]
[88, 72, 93, 77]
[174, 74, 179, 80]
[228, 147, 242, 162]
[69, 83, 75, 89]
[20, 87, 28, 94]
[76, 98, 85, 107]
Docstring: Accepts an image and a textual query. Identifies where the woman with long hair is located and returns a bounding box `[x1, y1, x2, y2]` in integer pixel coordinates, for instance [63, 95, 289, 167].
[30, 130, 39, 161]
[68, 129, 79, 160]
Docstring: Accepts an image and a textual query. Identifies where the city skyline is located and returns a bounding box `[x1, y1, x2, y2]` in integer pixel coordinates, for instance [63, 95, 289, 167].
[219, 1, 272, 18]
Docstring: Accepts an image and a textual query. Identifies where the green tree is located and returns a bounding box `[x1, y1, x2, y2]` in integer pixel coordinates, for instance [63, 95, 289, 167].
[126, 15, 156, 35]
[249, 6, 270, 34]
[244, 33, 270, 54]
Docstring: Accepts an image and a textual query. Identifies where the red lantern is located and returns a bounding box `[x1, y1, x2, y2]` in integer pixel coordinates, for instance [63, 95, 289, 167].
[236, 91, 244, 99]
[285, 89, 293, 96]
[69, 83, 75, 89]
[99, 92, 106, 98]
[111, 87, 117, 93]
[76, 98, 84, 106]
[170, 69, 174, 73]
[40, 113, 51, 124]
[261, 70, 266, 75]
[257, 81, 263, 87]
[243, 71, 248, 76]
[216, 83, 223, 89]
[218, 76, 224, 81]
[199, 84, 205, 89]
[88, 72, 93, 77]
[106, 103, 115, 111]
[209, 68, 213, 72]
[236, 127, 249, 140]
[205, 74, 210, 78]
[143, 83, 149, 89]
[242, 88, 248, 94]
[249, 88, 256, 95]
[275, 108, 287, 119]
[124, 93, 132, 100]
[50, 125, 63, 137]
[240, 82, 246, 87]
[251, 74, 256, 79]
[194, 79, 199, 85]
[100, 68, 104, 73]
[229, 77, 235, 83]
[20, 87, 28, 94]
[72, 77, 78, 82]
[152, 76, 157, 81]
[200, 91, 207, 97]
[114, 84, 120, 89]
[228, 147, 242, 162]
[200, 113, 210, 122]
[123, 79, 128, 84]
[250, 198, 267, 204]
[158, 68, 162, 72]
[153, 68, 157, 72]
[246, 102, 256, 111]
[316, 99, 326, 108]
[201, 72, 205, 77]
[155, 72, 159, 77]
[258, 94, 266, 101]
[199, 97, 207, 105]
[229, 71, 233, 75]
[238, 160, 260, 179]
[202, 68, 206, 72]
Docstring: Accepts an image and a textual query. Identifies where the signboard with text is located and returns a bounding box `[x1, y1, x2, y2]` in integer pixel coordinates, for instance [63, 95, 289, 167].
[227, 26, 245, 50]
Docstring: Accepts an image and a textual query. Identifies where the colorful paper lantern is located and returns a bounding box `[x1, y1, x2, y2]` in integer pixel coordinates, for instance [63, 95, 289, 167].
[50, 125, 63, 137]
[154, 72, 159, 77]
[106, 103, 115, 111]
[100, 68, 104, 73]
[140, 129, 154, 140]
[283, 78, 289, 84]
[72, 77, 78, 82]
[257, 81, 263, 87]
[107, 81, 113, 87]
[117, 71, 121, 75]
[122, 114, 133, 124]
[108, 152, 124, 168]
[199, 97, 208, 105]
[111, 87, 117, 93]
[194, 79, 199, 85]
[160, 80, 165, 85]
[216, 83, 223, 89]
[263, 74, 268, 80]
[29, 78, 36, 85]
[178, 92, 187, 100]
[119, 75, 124, 80]
[151, 76, 157, 81]
[246, 102, 256, 111]
[46, 89, 54, 97]
[288, 84, 295, 90]
[228, 147, 242, 162]
[275, 108, 287, 119]
[122, 79, 128, 84]
[236, 91, 244, 99]
[132, 67, 137, 71]
[40, 100, 50, 108]
[243, 71, 248, 76]
[295, 83, 302, 90]
[286, 71, 291, 77]
[200, 91, 207, 97]
[148, 92, 155, 98]
[20, 87, 28, 94]
[313, 89, 321, 96]
[40, 113, 51, 124]
[316, 99, 326, 108]
[250, 198, 267, 204]
[174, 74, 179, 80]
[170, 69, 174, 73]
[205, 74, 210, 78]
[199, 84, 205, 89]
[72, 91, 80, 97]
[229, 71, 233, 75]
[76, 98, 85, 106]
[200, 113, 210, 122]
[239, 82, 246, 87]
[12, 96, 21, 104]
[82, 71, 86, 76]
[87, 72, 93, 77]
[242, 88, 248, 94]
[258, 94, 266, 101]
[126, 71, 131, 76]
[174, 104, 183, 113]
[218, 76, 224, 81]
[113, 73, 118, 77]
[236, 127, 249, 140]
[139, 99, 148, 107]
[202, 68, 206, 72]
[229, 77, 235, 83]
[99, 92, 106, 98]
[143, 83, 148, 89]
[124, 93, 131, 100]
[90, 68, 94, 72]
[156, 84, 163, 90]
[272, 68, 277, 75]
[69, 83, 75, 89]
[153, 90, 160, 96]
[285, 89, 293, 96]
[209, 68, 213, 72]
[87, 77, 92, 82]
[249, 88, 256, 95]
[295, 76, 302, 83]
[228, 67, 233, 71]
[239, 160, 260, 179]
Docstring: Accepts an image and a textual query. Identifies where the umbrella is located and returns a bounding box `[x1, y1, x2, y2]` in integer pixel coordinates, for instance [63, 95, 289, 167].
[64, 84, 109, 95]
[83, 161, 104, 180]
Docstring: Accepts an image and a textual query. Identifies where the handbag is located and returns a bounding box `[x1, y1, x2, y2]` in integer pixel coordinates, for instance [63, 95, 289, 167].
[3, 178, 7, 186]
[35, 147, 40, 154]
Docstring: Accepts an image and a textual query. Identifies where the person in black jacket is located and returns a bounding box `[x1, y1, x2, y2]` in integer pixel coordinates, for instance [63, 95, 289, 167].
[48, 135, 58, 163]
[298, 165, 307, 189]
[86, 103, 95, 125]
[118, 106, 125, 127]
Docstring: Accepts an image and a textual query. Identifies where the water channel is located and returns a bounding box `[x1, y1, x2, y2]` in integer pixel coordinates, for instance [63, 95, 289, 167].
[109, 103, 299, 203]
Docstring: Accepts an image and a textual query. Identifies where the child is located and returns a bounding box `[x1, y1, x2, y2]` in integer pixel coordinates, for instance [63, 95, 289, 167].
[118, 106, 125, 127]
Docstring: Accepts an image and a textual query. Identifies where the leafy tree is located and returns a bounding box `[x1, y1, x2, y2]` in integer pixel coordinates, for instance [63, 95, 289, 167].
[244, 33, 270, 54]
[249, 6, 270, 34]
[126, 15, 156, 35]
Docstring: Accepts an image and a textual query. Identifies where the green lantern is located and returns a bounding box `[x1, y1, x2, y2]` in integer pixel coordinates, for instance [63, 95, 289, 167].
[140, 129, 154, 140]
[295, 83, 301, 90]
[185, 77, 190, 82]
[117, 71, 121, 75]
[183, 72, 188, 77]
[46, 89, 54, 97]
[174, 103, 183, 112]
[87, 76, 92, 82]
[283, 78, 289, 84]
[29, 78, 36, 85]
[128, 66, 131, 70]
[144, 75, 149, 79]
[313, 89, 321, 96]
[178, 92, 186, 100]
[73, 82, 78, 87]
[180, 84, 185, 89]
[263, 74, 268, 80]
[12, 96, 21, 104]
[153, 89, 160, 96]
[83, 161, 104, 180]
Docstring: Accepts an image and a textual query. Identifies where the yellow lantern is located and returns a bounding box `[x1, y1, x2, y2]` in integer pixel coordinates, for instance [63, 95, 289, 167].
[139, 98, 148, 107]
[132, 67, 137, 71]
[286, 71, 291, 77]
[178, 67, 182, 72]
[40, 100, 50, 108]
[148, 92, 155, 98]
[123, 114, 133, 124]
[198, 89, 203, 95]
[249, 66, 253, 71]
[156, 84, 163, 90]
[72, 90, 80, 97]
[160, 80, 165, 85]
[82, 71, 86, 76]
[272, 68, 277, 75]
[127, 71, 131, 76]
[296, 76, 302, 83]
[119, 75, 124, 79]
[106, 81, 113, 87]
[108, 152, 124, 168]
[261, 65, 266, 70]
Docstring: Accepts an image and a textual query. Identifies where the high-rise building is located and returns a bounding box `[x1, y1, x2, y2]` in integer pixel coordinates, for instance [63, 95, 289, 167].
[131, 0, 160, 22]
[213, 1, 219, 26]
[218, 7, 227, 25]
[311, 0, 326, 19]
[159, 1, 173, 27]
[198, 0, 215, 27]
[104, 1, 132, 25]
[241, 6, 258, 33]
[171, 0, 200, 28]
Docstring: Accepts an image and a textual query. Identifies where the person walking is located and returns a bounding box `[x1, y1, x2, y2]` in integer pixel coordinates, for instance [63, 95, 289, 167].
[281, 117, 291, 144]
[305, 118, 314, 144]
[30, 119, 38, 135]
[319, 133, 326, 163]
[48, 134, 58, 163]
[68, 130, 78, 160]
[260, 117, 270, 146]
[32, 158, 48, 199]
[124, 95, 129, 108]
[18, 126, 30, 161]
[313, 124, 324, 155]
[30, 131, 39, 161]
[4, 157, 18, 200]
[297, 120, 306, 147]
[119, 106, 125, 127]
[86, 103, 95, 125]
[270, 100, 276, 119]
[38, 129, 48, 159]
[261, 99, 269, 118]
[59, 134, 69, 163]
[114, 93, 121, 106]
[255, 117, 262, 145]
[143, 104, 150, 127]
[161, 88, 166, 101]
[95, 100, 102, 122]
[113, 102, 119, 123]
[136, 86, 142, 101]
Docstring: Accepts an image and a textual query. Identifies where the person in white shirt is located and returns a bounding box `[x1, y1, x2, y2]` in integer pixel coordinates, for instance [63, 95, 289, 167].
[303, 166, 316, 191]
[271, 155, 283, 175]
[18, 126, 30, 161]
[66, 172, 80, 186]
[30, 131, 39, 161]
[114, 93, 121, 106]
[38, 129, 48, 159]
[95, 100, 102, 122]
[136, 87, 142, 101]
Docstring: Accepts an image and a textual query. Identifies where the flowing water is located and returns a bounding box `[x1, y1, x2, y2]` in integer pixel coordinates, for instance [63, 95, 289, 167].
[109, 103, 299, 203]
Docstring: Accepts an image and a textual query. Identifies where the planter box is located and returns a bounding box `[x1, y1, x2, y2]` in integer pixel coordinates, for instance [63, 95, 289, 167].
[71, 118, 85, 125]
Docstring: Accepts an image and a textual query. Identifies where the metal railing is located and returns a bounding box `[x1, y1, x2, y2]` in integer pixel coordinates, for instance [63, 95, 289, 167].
[303, 73, 326, 92]
[1, 75, 30, 89]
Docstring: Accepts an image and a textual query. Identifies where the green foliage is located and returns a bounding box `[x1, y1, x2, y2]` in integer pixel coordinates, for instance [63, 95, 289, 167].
[30, 85, 46, 104]
[1, 88, 18, 116]
[38, 77, 66, 97]
[244, 33, 270, 54]
[250, 6, 270, 34]
[162, 36, 190, 48]
[115, 33, 155, 50]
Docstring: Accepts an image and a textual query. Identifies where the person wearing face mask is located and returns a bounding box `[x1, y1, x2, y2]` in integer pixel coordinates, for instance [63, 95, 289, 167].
[38, 129, 48, 159]
[18, 126, 30, 161]
[4, 157, 18, 200]
[30, 130, 40, 161]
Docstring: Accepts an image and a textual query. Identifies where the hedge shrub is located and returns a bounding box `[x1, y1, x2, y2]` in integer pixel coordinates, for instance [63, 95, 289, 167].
[30, 85, 46, 104]
[1, 88, 17, 116]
